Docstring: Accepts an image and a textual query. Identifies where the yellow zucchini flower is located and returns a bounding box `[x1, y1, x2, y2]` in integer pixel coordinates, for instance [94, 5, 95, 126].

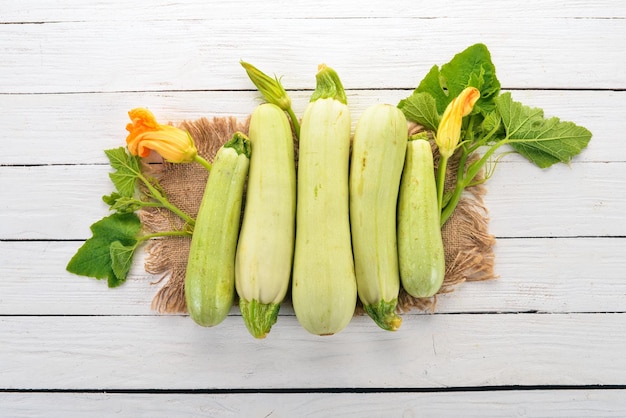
[436, 87, 480, 158]
[126, 108, 198, 163]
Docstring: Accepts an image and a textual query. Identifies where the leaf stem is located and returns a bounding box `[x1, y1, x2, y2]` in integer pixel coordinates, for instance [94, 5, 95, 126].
[194, 154, 213, 172]
[466, 121, 502, 155]
[465, 139, 510, 183]
[440, 139, 510, 226]
[440, 157, 466, 227]
[136, 172, 196, 226]
[137, 230, 191, 243]
[138, 201, 163, 208]
[436, 154, 449, 216]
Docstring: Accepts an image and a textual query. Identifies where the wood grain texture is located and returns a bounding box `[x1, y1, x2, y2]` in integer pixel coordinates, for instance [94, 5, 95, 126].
[2, 238, 624, 316]
[1, 17, 624, 93]
[1, 0, 624, 414]
[0, 90, 615, 165]
[1, 314, 625, 390]
[2, 390, 626, 417]
[4, 0, 626, 22]
[0, 161, 620, 240]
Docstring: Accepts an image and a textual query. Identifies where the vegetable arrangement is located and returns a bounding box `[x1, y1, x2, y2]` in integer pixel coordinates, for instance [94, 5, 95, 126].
[67, 43, 592, 338]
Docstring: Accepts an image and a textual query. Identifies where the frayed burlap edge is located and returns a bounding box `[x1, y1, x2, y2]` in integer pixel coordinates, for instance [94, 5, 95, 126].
[140, 117, 496, 315]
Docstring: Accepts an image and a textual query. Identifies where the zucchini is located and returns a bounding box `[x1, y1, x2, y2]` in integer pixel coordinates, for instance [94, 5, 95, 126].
[185, 132, 251, 327]
[397, 137, 445, 298]
[349, 104, 407, 331]
[291, 65, 357, 336]
[235, 103, 296, 338]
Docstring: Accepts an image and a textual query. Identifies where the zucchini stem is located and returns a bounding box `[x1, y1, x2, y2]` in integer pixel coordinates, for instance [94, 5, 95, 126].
[310, 64, 348, 104]
[239, 299, 281, 339]
[363, 300, 402, 332]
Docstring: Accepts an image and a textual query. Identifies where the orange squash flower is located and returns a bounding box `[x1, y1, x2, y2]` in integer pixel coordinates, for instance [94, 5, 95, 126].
[436, 87, 480, 158]
[126, 108, 198, 163]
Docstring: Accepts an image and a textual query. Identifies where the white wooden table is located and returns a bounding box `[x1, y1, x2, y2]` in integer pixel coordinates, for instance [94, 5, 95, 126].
[2, 1, 625, 416]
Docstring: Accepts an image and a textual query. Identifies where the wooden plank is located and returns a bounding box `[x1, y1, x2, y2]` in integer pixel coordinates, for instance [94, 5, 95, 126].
[2, 389, 626, 417]
[1, 313, 624, 390]
[1, 17, 624, 93]
[0, 161, 621, 240]
[0, 165, 110, 241]
[0, 241, 156, 316]
[0, 89, 406, 165]
[2, 238, 625, 316]
[0, 89, 612, 165]
[1, 0, 622, 412]
[437, 237, 626, 314]
[4, 0, 626, 22]
[483, 161, 626, 238]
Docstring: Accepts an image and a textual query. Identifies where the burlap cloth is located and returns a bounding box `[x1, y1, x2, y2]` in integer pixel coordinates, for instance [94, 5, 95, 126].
[139, 116, 496, 314]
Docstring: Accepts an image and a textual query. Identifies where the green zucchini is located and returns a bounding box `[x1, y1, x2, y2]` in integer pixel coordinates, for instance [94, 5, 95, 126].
[235, 103, 296, 338]
[350, 104, 407, 331]
[185, 132, 251, 327]
[397, 137, 445, 298]
[291, 65, 357, 336]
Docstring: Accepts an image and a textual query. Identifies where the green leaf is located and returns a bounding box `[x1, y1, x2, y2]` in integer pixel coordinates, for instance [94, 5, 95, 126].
[480, 110, 502, 134]
[110, 241, 138, 287]
[400, 43, 501, 121]
[409, 65, 449, 114]
[104, 147, 141, 197]
[495, 92, 592, 168]
[66, 212, 142, 287]
[478, 110, 505, 142]
[398, 92, 440, 131]
[103, 193, 151, 214]
[105, 146, 141, 173]
[102, 192, 121, 207]
[109, 171, 138, 197]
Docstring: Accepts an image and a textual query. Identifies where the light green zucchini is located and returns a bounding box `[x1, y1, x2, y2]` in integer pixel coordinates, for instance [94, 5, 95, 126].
[349, 104, 407, 331]
[185, 132, 251, 327]
[397, 137, 445, 298]
[235, 103, 296, 338]
[291, 65, 357, 336]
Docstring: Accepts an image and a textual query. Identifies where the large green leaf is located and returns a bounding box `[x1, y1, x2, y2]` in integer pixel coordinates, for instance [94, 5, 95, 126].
[496, 92, 593, 168]
[397, 92, 440, 131]
[66, 212, 141, 287]
[399, 43, 501, 126]
[104, 147, 141, 197]
[110, 241, 138, 287]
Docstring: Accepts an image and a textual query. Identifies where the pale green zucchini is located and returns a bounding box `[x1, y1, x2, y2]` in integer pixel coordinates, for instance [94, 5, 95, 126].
[291, 65, 357, 336]
[185, 132, 251, 327]
[349, 104, 407, 331]
[235, 103, 296, 339]
[397, 137, 445, 298]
